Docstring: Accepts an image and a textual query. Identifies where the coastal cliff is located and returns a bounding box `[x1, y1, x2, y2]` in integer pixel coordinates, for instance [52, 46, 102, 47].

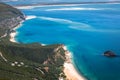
[0, 2, 25, 37]
[0, 3, 67, 80]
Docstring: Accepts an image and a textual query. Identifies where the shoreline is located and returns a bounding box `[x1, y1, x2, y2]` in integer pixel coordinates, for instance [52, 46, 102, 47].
[9, 25, 86, 80]
[9, 16, 37, 43]
[9, 16, 47, 46]
[9, 23, 22, 43]
[63, 46, 86, 80]
[9, 16, 86, 80]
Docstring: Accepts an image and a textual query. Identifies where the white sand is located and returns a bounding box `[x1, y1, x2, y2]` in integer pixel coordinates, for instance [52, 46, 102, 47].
[9, 24, 22, 43]
[63, 45, 86, 80]
[10, 32, 17, 42]
[9, 17, 85, 80]
[41, 44, 46, 46]
[9, 21, 85, 80]
[9, 21, 46, 46]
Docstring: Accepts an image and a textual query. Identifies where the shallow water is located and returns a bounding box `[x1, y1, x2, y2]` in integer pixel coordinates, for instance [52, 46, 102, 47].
[15, 3, 120, 80]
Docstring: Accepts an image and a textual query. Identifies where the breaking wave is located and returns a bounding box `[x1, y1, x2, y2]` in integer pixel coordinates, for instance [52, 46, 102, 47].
[26, 15, 37, 20]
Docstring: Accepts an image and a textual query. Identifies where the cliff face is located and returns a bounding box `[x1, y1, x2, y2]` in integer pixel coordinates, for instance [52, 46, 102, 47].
[0, 3, 25, 36]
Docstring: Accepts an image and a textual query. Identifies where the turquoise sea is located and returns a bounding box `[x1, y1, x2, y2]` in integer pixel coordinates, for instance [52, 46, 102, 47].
[12, 3, 120, 80]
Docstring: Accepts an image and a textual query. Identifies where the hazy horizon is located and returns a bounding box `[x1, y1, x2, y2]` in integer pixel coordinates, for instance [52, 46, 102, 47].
[0, 0, 120, 3]
[1, 0, 120, 5]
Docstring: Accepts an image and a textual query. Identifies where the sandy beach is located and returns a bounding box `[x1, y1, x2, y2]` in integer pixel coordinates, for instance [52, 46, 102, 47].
[9, 16, 46, 45]
[10, 32, 17, 42]
[9, 15, 85, 80]
[9, 15, 36, 43]
[9, 23, 22, 43]
[63, 46, 86, 80]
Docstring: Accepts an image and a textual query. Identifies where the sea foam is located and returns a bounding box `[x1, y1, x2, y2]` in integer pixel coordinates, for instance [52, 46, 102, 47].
[15, 4, 81, 10]
[26, 15, 37, 20]
[16, 6, 36, 9]
[39, 16, 92, 30]
[39, 16, 120, 33]
[46, 7, 109, 11]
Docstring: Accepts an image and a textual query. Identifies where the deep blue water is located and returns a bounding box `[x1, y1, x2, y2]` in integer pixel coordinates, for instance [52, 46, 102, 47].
[15, 3, 120, 80]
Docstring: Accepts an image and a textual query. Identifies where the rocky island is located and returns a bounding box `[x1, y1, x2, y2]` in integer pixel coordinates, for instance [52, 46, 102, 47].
[0, 2, 67, 80]
[104, 50, 116, 57]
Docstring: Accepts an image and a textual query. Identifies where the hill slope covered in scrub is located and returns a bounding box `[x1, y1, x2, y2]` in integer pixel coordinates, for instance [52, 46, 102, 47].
[0, 3, 66, 80]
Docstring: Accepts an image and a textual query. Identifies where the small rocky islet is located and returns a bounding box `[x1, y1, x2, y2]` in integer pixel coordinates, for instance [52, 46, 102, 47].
[103, 50, 117, 57]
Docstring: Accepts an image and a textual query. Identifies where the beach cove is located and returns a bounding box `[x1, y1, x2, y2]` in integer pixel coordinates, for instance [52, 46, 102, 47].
[9, 15, 86, 80]
[9, 3, 120, 80]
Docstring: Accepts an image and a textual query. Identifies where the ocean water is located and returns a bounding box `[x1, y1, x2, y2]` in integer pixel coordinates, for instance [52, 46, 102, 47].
[15, 3, 120, 80]
[4, 0, 120, 5]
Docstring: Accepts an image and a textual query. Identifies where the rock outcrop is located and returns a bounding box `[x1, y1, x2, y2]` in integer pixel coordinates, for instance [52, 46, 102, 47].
[104, 50, 116, 57]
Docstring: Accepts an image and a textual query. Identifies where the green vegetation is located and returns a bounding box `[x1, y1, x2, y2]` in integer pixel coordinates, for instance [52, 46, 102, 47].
[0, 3, 66, 80]
[0, 41, 66, 80]
[0, 38, 66, 80]
[0, 3, 24, 20]
[0, 2, 25, 37]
